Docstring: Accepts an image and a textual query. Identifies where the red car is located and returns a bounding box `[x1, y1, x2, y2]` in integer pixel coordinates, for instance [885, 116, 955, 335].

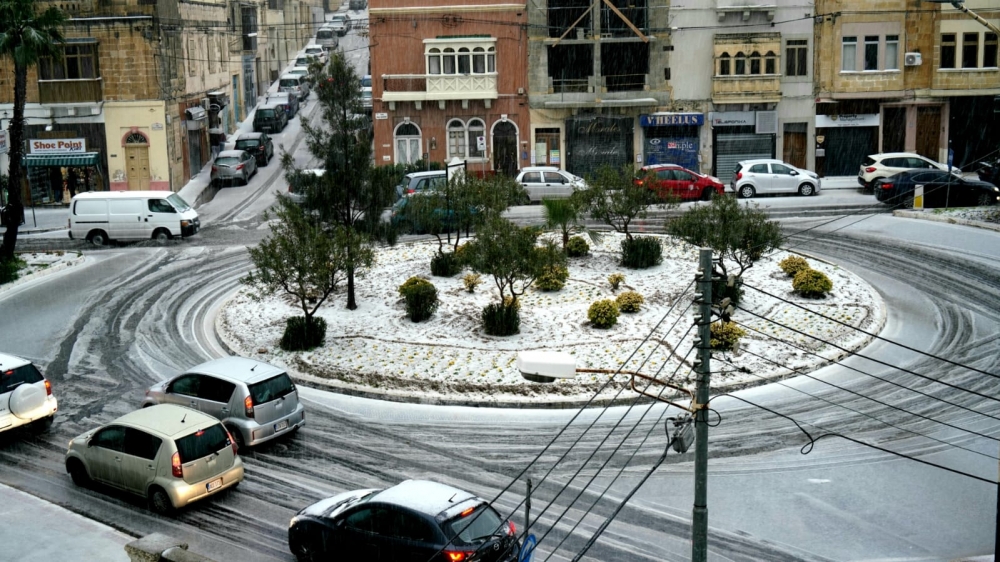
[635, 164, 724, 201]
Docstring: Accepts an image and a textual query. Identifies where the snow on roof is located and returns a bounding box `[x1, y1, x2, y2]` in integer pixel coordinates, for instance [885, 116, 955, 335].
[372, 480, 478, 517]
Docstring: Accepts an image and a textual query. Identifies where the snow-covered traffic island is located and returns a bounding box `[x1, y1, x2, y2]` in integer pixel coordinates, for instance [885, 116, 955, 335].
[218, 232, 885, 406]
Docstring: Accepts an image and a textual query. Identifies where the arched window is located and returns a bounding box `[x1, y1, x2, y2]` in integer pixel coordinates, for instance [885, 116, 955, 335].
[394, 122, 422, 165]
[735, 51, 746, 75]
[719, 52, 731, 75]
[124, 132, 149, 146]
[427, 48, 441, 75]
[765, 50, 777, 74]
[487, 47, 496, 72]
[467, 118, 485, 158]
[749, 51, 761, 74]
[472, 47, 486, 74]
[442, 48, 456, 74]
[457, 47, 471, 74]
[447, 119, 467, 158]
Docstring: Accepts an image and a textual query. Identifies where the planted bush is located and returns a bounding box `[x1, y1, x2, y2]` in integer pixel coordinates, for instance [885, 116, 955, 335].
[779, 255, 810, 277]
[793, 269, 833, 298]
[398, 276, 440, 321]
[0, 257, 26, 285]
[566, 236, 590, 257]
[713, 276, 744, 306]
[620, 236, 662, 269]
[462, 273, 483, 293]
[616, 291, 644, 313]
[588, 299, 620, 329]
[709, 321, 745, 352]
[279, 316, 327, 351]
[430, 252, 462, 277]
[482, 302, 520, 336]
[536, 264, 569, 291]
[607, 273, 625, 292]
[454, 242, 472, 266]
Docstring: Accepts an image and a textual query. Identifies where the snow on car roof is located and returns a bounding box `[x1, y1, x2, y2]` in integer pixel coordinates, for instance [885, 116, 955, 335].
[371, 480, 479, 516]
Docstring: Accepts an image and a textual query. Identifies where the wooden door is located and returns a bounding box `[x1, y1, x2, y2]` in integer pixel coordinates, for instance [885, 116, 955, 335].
[916, 106, 942, 162]
[782, 130, 806, 169]
[126, 145, 150, 190]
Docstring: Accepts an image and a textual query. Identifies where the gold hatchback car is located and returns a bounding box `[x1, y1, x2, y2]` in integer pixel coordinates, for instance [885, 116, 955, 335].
[65, 404, 244, 514]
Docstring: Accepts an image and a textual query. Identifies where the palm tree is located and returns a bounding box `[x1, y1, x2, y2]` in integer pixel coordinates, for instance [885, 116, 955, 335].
[542, 196, 582, 251]
[0, 0, 65, 261]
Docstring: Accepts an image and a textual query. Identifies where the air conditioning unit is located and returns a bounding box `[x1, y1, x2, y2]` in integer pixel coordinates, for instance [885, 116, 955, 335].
[201, 98, 211, 111]
[904, 52, 922, 66]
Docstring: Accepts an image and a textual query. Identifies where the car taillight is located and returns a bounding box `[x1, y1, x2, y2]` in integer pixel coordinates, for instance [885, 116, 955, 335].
[507, 521, 516, 535]
[880, 182, 893, 189]
[171, 452, 183, 478]
[735, 172, 742, 181]
[236, 164, 244, 170]
[445, 552, 471, 562]
[407, 188, 415, 194]
[865, 167, 877, 173]
[211, 166, 218, 173]
[225, 427, 238, 454]
[245, 395, 254, 418]
[44, 379, 52, 396]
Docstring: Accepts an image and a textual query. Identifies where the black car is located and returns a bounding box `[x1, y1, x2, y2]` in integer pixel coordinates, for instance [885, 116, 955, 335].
[252, 103, 288, 134]
[233, 132, 274, 166]
[874, 169, 999, 207]
[288, 480, 520, 562]
[978, 157, 1000, 186]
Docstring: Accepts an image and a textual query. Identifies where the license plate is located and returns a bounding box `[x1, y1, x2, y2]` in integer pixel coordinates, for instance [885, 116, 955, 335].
[274, 420, 288, 432]
[206, 478, 222, 492]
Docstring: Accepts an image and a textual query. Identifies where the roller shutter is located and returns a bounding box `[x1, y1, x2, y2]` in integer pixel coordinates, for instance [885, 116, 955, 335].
[715, 133, 774, 185]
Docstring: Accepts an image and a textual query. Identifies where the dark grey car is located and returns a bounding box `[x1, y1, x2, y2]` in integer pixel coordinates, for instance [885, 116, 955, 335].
[234, 133, 274, 167]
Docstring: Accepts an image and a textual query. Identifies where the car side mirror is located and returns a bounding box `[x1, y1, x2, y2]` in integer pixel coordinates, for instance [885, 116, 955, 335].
[86, 438, 94, 448]
[789, 170, 799, 176]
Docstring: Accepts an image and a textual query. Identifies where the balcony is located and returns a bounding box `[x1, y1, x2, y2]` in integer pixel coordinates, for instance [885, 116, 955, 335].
[711, 75, 780, 104]
[38, 78, 103, 104]
[382, 73, 498, 104]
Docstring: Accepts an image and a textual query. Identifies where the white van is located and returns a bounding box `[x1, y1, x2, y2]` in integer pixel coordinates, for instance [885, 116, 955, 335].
[69, 191, 200, 245]
[279, 73, 310, 101]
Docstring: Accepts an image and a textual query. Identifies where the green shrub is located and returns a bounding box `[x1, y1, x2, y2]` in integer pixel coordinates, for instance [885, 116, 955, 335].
[279, 316, 327, 351]
[588, 299, 620, 328]
[430, 251, 462, 277]
[779, 255, 810, 277]
[536, 264, 569, 291]
[398, 276, 439, 321]
[566, 236, 590, 257]
[454, 242, 473, 266]
[0, 257, 26, 285]
[710, 321, 745, 351]
[620, 236, 662, 269]
[793, 269, 833, 298]
[616, 290, 644, 313]
[502, 295, 522, 310]
[482, 302, 520, 336]
[712, 276, 744, 306]
[462, 273, 483, 293]
[607, 272, 625, 292]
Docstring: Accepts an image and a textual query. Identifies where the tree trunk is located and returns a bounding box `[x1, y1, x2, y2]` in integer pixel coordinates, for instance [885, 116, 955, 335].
[0, 60, 28, 261]
[346, 266, 357, 310]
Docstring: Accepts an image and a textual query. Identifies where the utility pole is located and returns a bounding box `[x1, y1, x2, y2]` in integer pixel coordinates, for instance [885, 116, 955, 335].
[691, 248, 713, 561]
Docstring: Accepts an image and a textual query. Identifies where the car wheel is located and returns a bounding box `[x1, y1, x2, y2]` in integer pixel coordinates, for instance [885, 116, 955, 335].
[700, 187, 715, 201]
[901, 194, 915, 208]
[227, 425, 246, 452]
[293, 538, 319, 562]
[149, 486, 175, 515]
[241, 172, 248, 186]
[152, 229, 171, 243]
[738, 184, 756, 199]
[67, 458, 91, 488]
[976, 192, 995, 207]
[798, 183, 815, 196]
[87, 230, 108, 246]
[32, 415, 54, 432]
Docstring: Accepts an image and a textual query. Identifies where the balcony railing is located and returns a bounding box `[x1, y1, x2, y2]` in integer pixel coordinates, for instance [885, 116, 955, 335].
[38, 78, 103, 104]
[711, 75, 781, 103]
[382, 73, 498, 102]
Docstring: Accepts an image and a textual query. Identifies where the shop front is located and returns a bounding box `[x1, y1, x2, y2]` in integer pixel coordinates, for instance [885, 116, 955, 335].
[565, 115, 634, 178]
[640, 112, 703, 173]
[711, 111, 776, 184]
[814, 113, 879, 177]
[23, 137, 105, 205]
[184, 105, 208, 178]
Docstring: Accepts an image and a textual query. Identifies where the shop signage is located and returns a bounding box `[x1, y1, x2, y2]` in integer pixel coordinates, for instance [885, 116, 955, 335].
[29, 138, 86, 154]
[0, 131, 7, 155]
[710, 111, 755, 127]
[815, 114, 880, 128]
[640, 113, 704, 127]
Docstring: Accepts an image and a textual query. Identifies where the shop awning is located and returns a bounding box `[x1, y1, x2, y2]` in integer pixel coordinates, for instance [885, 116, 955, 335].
[24, 153, 100, 167]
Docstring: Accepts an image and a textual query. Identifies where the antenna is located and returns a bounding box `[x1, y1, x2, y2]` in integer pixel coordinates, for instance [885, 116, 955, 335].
[181, 413, 187, 423]
[448, 492, 458, 503]
[250, 364, 258, 371]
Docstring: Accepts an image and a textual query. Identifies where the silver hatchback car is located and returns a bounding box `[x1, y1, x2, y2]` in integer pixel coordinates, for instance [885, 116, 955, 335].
[143, 357, 305, 449]
[211, 149, 258, 187]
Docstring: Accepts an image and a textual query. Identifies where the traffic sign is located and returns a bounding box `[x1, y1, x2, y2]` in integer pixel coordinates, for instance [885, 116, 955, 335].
[519, 534, 537, 562]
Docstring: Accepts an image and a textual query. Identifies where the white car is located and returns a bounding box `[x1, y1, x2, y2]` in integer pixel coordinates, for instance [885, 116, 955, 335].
[515, 166, 588, 202]
[859, 152, 960, 190]
[303, 45, 327, 64]
[732, 159, 821, 198]
[0, 352, 57, 434]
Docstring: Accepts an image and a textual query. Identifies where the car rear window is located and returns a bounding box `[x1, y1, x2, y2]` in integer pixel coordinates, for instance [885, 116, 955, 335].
[280, 79, 299, 88]
[361, 76, 372, 88]
[1, 363, 44, 394]
[235, 140, 260, 149]
[175, 423, 230, 463]
[248, 373, 295, 405]
[216, 157, 239, 166]
[862, 157, 876, 166]
[258, 109, 276, 118]
[444, 504, 504, 545]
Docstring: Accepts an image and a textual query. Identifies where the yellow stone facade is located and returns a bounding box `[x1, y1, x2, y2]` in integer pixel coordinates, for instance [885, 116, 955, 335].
[712, 33, 782, 104]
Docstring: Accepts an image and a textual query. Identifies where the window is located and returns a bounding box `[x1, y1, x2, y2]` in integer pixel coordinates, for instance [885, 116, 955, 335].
[0, 363, 43, 394]
[444, 505, 505, 546]
[771, 163, 794, 175]
[941, 33, 956, 69]
[544, 172, 567, 184]
[749, 164, 769, 174]
[786, 39, 807, 76]
[885, 35, 899, 70]
[473, 47, 486, 73]
[426, 41, 495, 75]
[986, 33, 998, 68]
[39, 42, 99, 80]
[457, 47, 471, 74]
[442, 48, 456, 74]
[175, 423, 230, 463]
[749, 51, 761, 74]
[394, 122, 422, 165]
[199, 376, 236, 403]
[247, 373, 294, 405]
[735, 52, 746, 74]
[188, 38, 197, 76]
[864, 36, 879, 71]
[719, 52, 731, 75]
[169, 374, 201, 397]
[92, 426, 126, 452]
[765, 51, 776, 74]
[487, 47, 495, 72]
[467, 118, 485, 158]
[522, 172, 542, 183]
[842, 36, 857, 71]
[148, 199, 175, 213]
[448, 119, 467, 158]
[963, 33, 979, 68]
[123, 428, 162, 460]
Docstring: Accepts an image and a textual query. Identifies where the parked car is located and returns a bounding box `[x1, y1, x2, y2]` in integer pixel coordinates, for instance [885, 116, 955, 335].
[515, 166, 588, 202]
[395, 170, 447, 199]
[295, 55, 313, 68]
[731, 159, 821, 198]
[234, 132, 274, 167]
[329, 13, 351, 36]
[315, 26, 339, 52]
[280, 72, 311, 101]
[211, 150, 258, 187]
[874, 169, 999, 207]
[253, 102, 288, 133]
[69, 191, 199, 244]
[349, 0, 367, 10]
[286, 168, 325, 205]
[303, 45, 328, 64]
[858, 152, 960, 190]
[142, 357, 305, 450]
[0, 352, 57, 434]
[266, 91, 300, 120]
[360, 74, 372, 113]
[288, 480, 520, 562]
[65, 404, 244, 514]
[635, 164, 724, 201]
[977, 156, 1000, 185]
